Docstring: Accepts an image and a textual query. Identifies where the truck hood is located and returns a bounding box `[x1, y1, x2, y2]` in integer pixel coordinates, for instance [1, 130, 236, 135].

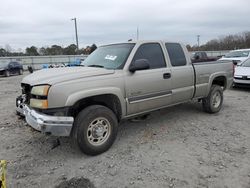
[22, 67, 115, 85]
[220, 57, 248, 64]
[234, 66, 250, 76]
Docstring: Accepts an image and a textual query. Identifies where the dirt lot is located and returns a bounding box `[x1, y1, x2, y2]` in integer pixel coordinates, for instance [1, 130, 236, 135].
[0, 73, 250, 188]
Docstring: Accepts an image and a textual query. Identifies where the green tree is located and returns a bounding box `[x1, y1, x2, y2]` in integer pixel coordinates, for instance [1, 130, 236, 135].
[26, 46, 39, 56]
[90, 44, 97, 53]
[189, 31, 250, 51]
[39, 47, 47, 55]
[63, 44, 77, 55]
[0, 48, 7, 56]
[244, 31, 250, 47]
[48, 45, 64, 55]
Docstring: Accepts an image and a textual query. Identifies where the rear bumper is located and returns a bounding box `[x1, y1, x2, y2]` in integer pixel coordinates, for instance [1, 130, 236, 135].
[234, 78, 250, 85]
[16, 97, 74, 136]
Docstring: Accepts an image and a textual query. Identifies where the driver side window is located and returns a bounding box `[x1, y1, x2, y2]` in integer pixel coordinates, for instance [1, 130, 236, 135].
[132, 43, 166, 69]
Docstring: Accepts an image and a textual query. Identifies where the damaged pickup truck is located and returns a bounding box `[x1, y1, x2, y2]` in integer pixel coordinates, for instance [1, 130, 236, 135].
[16, 41, 233, 155]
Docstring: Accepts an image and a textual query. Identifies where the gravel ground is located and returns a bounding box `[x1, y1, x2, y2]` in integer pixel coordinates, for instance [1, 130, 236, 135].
[0, 73, 250, 188]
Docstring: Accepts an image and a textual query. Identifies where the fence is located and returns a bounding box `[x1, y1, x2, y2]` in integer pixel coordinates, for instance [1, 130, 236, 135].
[0, 55, 88, 70]
[0, 50, 231, 70]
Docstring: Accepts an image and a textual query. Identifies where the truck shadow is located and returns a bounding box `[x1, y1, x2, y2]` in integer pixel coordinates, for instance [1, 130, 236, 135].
[21, 100, 220, 162]
[230, 86, 250, 92]
[117, 102, 205, 143]
[26, 102, 205, 158]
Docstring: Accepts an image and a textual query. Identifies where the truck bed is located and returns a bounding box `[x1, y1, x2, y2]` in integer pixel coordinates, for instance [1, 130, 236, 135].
[193, 60, 234, 99]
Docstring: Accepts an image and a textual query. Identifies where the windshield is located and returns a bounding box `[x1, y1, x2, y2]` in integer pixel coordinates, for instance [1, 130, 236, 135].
[225, 50, 250, 58]
[82, 43, 135, 69]
[241, 58, 250, 67]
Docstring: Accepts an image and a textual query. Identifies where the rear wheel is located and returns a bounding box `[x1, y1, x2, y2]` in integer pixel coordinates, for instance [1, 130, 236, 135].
[202, 85, 223, 113]
[73, 105, 118, 155]
[4, 70, 10, 77]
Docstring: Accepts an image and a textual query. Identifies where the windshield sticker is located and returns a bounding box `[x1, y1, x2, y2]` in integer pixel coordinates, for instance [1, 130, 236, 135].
[105, 55, 117, 61]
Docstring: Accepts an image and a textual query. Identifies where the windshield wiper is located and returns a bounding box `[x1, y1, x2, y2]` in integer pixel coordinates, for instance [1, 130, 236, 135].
[88, 64, 104, 68]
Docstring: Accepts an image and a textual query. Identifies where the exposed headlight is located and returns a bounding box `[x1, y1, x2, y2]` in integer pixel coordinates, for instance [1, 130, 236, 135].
[31, 85, 50, 96]
[30, 85, 50, 109]
[30, 99, 48, 109]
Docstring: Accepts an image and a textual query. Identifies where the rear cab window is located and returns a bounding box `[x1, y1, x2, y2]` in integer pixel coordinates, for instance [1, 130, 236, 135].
[165, 43, 187, 66]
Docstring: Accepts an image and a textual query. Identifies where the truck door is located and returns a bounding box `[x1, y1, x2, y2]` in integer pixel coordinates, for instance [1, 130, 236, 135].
[165, 43, 195, 104]
[125, 43, 172, 115]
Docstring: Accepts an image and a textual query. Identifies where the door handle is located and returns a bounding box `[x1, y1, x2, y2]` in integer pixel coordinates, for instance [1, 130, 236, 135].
[163, 73, 171, 79]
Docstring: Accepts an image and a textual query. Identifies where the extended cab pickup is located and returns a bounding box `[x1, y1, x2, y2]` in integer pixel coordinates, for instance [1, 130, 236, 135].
[16, 41, 233, 155]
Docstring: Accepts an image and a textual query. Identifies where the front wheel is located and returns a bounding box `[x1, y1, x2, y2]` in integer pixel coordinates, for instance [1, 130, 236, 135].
[73, 105, 118, 155]
[202, 85, 223, 113]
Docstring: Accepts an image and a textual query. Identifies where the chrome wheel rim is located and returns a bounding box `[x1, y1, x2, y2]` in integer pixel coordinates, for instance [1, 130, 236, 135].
[87, 117, 111, 146]
[212, 91, 221, 108]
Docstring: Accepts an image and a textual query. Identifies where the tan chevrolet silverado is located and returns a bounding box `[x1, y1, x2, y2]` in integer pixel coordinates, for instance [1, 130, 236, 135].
[16, 40, 233, 155]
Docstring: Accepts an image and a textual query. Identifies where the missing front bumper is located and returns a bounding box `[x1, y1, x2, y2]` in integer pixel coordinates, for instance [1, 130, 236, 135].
[16, 97, 74, 136]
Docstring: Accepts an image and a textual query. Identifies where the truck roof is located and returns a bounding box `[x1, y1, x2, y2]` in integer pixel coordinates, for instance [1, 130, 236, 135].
[101, 40, 184, 47]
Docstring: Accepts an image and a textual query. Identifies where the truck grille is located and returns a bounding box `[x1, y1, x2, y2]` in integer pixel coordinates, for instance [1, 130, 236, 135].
[21, 83, 32, 104]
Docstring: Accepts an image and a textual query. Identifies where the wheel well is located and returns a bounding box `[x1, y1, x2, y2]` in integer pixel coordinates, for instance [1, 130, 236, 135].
[70, 94, 122, 122]
[212, 76, 227, 89]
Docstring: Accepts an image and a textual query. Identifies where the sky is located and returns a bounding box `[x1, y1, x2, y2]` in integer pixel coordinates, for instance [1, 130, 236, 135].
[0, 0, 250, 51]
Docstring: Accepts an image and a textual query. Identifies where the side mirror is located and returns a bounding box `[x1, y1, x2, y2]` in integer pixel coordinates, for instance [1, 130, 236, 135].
[129, 59, 150, 73]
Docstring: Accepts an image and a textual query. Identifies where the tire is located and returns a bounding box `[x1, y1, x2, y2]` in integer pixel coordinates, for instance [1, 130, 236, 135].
[18, 69, 23, 75]
[4, 70, 10, 77]
[202, 85, 223, 113]
[72, 105, 118, 156]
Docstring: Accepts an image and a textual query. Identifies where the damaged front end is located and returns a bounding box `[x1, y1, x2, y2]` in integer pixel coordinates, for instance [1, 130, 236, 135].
[16, 84, 74, 137]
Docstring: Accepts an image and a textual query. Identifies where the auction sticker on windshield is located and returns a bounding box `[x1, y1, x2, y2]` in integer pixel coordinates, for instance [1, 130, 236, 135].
[105, 55, 117, 61]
